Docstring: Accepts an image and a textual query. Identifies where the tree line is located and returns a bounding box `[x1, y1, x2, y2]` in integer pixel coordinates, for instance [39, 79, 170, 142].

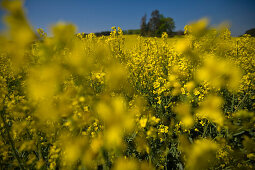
[82, 9, 254, 38]
[89, 10, 179, 37]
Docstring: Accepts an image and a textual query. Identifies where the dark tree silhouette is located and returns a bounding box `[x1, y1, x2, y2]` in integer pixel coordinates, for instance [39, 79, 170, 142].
[245, 28, 255, 37]
[140, 10, 175, 37]
[140, 14, 148, 36]
[148, 10, 161, 36]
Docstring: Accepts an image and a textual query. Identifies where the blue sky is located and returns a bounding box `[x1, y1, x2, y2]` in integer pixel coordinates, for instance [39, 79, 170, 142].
[0, 0, 255, 36]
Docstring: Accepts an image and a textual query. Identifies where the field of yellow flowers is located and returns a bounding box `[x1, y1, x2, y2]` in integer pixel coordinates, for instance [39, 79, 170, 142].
[0, 0, 255, 169]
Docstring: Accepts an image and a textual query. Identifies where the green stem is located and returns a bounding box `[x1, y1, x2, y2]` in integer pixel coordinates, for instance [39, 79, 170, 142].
[202, 121, 209, 138]
[235, 93, 248, 111]
[0, 106, 25, 170]
[231, 93, 235, 112]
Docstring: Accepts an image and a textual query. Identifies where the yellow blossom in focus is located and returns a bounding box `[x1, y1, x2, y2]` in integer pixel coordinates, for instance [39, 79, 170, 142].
[139, 117, 147, 128]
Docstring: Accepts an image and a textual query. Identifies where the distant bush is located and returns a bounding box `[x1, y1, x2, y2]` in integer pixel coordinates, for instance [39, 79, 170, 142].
[245, 28, 255, 37]
[123, 29, 141, 35]
[94, 31, 111, 36]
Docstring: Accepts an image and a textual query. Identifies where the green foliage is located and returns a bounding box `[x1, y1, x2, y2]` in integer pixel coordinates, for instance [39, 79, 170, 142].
[140, 10, 175, 37]
[245, 28, 255, 37]
[123, 29, 141, 35]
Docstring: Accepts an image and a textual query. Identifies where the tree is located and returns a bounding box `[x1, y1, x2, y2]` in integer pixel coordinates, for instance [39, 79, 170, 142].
[148, 10, 161, 36]
[140, 10, 175, 37]
[157, 16, 175, 36]
[140, 14, 148, 36]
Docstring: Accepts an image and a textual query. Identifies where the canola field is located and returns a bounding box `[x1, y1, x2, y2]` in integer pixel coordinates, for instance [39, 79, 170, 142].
[0, 1, 255, 170]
